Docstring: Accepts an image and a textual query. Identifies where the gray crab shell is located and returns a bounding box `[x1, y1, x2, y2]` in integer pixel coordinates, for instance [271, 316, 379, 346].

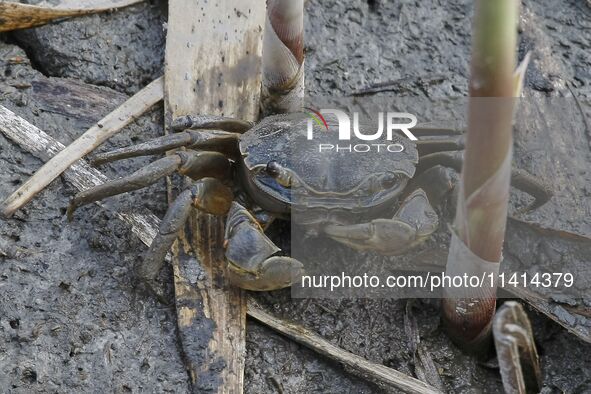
[238, 112, 418, 212]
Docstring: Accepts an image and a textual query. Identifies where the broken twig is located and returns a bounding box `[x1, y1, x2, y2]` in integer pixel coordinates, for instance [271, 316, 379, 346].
[350, 75, 446, 96]
[404, 301, 445, 390]
[247, 299, 442, 394]
[0, 76, 163, 218]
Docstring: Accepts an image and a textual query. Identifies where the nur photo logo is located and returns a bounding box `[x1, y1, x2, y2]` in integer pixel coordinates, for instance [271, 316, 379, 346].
[304, 107, 419, 153]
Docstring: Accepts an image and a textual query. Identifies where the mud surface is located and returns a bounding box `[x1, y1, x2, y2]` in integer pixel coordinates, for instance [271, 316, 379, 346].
[1, 0, 590, 393]
[13, 1, 167, 95]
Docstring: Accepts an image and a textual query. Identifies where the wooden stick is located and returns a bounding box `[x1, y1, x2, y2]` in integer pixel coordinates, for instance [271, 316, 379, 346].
[247, 299, 442, 394]
[0, 0, 145, 32]
[164, 1, 265, 392]
[0, 76, 163, 218]
[0, 105, 160, 246]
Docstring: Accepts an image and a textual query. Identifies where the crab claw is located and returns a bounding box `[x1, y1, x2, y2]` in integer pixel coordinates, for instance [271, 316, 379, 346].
[224, 202, 303, 291]
[322, 189, 438, 255]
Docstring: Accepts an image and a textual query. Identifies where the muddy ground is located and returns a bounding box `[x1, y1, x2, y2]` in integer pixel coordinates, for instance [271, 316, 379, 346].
[1, 0, 591, 393]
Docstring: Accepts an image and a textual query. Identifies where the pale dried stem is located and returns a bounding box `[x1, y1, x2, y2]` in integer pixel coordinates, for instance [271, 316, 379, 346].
[0, 77, 163, 218]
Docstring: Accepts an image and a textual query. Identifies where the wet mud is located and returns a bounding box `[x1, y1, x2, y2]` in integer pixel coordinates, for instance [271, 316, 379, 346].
[1, 0, 590, 392]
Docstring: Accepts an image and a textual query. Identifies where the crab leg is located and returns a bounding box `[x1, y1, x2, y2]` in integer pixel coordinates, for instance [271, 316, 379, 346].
[417, 151, 552, 211]
[68, 151, 231, 219]
[92, 133, 191, 165]
[91, 130, 240, 165]
[415, 135, 465, 156]
[138, 178, 233, 285]
[508, 170, 554, 211]
[224, 202, 304, 291]
[410, 126, 463, 137]
[322, 189, 438, 255]
[400, 125, 465, 156]
[171, 114, 254, 133]
[93, 114, 250, 166]
[404, 165, 456, 208]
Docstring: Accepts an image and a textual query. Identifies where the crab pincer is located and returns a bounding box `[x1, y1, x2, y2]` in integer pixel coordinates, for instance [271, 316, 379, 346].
[224, 202, 304, 291]
[493, 301, 542, 394]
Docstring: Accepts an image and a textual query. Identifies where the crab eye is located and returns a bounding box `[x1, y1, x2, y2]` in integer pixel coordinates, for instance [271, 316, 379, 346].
[266, 160, 281, 177]
[266, 160, 292, 188]
[380, 173, 401, 189]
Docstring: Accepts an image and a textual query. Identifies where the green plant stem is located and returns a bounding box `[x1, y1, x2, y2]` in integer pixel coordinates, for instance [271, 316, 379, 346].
[443, 0, 519, 351]
[463, 0, 517, 260]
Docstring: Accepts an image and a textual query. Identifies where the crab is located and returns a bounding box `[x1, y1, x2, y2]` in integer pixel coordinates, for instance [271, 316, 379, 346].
[67, 112, 551, 292]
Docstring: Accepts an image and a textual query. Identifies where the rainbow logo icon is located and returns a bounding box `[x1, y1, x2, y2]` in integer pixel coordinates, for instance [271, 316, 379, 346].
[304, 107, 329, 131]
